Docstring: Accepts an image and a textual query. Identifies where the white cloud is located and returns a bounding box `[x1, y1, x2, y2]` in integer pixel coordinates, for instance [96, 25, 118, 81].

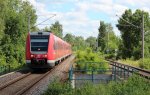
[141, 7, 150, 14]
[25, 0, 150, 38]
[115, 0, 149, 7]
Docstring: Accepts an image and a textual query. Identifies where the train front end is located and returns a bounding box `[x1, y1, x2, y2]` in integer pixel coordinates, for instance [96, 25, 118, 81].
[26, 32, 52, 68]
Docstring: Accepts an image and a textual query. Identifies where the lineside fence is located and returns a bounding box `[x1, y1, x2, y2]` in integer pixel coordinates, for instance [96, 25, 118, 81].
[69, 61, 134, 81]
[69, 66, 112, 81]
[69, 62, 116, 88]
[68, 61, 150, 87]
[108, 60, 150, 80]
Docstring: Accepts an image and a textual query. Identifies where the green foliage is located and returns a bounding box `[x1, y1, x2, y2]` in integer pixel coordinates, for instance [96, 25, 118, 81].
[105, 53, 116, 60]
[98, 21, 106, 51]
[118, 58, 150, 70]
[63, 33, 74, 43]
[0, 54, 6, 66]
[118, 59, 139, 67]
[50, 21, 63, 38]
[106, 31, 120, 52]
[44, 75, 150, 95]
[145, 31, 150, 58]
[64, 31, 118, 52]
[106, 75, 150, 95]
[43, 21, 63, 38]
[76, 48, 101, 62]
[63, 33, 87, 51]
[0, 0, 37, 68]
[139, 58, 150, 69]
[117, 9, 150, 59]
[75, 48, 109, 70]
[85, 36, 97, 51]
[43, 81, 72, 95]
[98, 21, 120, 56]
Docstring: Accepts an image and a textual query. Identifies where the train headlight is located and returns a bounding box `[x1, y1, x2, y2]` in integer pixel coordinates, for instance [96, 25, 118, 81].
[44, 55, 47, 58]
[31, 55, 34, 58]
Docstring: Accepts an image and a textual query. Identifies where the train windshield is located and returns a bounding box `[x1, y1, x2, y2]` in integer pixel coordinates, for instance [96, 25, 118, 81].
[30, 35, 49, 53]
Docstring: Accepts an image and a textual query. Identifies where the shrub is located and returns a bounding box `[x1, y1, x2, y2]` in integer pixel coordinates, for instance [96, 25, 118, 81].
[105, 53, 116, 60]
[0, 54, 6, 66]
[139, 58, 150, 69]
[43, 81, 72, 95]
[44, 75, 150, 95]
[76, 48, 109, 70]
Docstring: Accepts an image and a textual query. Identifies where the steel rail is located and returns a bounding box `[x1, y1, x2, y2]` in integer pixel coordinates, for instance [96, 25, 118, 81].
[16, 55, 75, 95]
[0, 72, 31, 90]
[107, 60, 150, 79]
[15, 70, 51, 95]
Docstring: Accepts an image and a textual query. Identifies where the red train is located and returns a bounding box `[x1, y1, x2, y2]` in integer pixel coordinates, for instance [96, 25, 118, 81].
[26, 32, 72, 68]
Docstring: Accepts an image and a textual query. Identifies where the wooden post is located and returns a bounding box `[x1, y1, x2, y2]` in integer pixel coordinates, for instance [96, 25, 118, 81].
[92, 70, 94, 82]
[124, 65, 126, 79]
[114, 63, 116, 81]
[127, 67, 129, 78]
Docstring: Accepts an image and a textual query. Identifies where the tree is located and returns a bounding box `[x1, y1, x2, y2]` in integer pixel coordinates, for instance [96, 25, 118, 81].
[42, 26, 49, 32]
[64, 33, 88, 51]
[42, 21, 63, 38]
[117, 9, 150, 59]
[0, 0, 37, 66]
[98, 21, 120, 54]
[144, 31, 150, 58]
[98, 21, 107, 52]
[63, 33, 75, 44]
[107, 31, 120, 51]
[50, 21, 63, 38]
[86, 36, 97, 51]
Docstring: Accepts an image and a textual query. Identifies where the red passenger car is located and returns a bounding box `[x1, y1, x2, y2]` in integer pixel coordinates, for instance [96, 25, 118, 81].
[26, 32, 72, 68]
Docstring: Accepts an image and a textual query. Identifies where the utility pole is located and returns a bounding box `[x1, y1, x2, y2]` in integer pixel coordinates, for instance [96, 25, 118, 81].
[107, 31, 109, 53]
[96, 36, 99, 52]
[142, 13, 144, 60]
[116, 13, 145, 60]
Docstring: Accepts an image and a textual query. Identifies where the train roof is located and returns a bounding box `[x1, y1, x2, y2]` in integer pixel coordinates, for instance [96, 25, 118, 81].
[29, 31, 50, 35]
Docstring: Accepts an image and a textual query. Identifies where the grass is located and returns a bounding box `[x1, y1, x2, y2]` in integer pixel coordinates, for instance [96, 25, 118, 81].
[43, 75, 150, 95]
[118, 58, 150, 70]
[118, 59, 139, 67]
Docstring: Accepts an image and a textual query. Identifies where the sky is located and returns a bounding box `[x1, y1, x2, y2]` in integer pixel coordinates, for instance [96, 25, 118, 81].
[26, 0, 150, 38]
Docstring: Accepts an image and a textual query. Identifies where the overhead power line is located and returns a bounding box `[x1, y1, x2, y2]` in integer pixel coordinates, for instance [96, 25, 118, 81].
[34, 14, 56, 27]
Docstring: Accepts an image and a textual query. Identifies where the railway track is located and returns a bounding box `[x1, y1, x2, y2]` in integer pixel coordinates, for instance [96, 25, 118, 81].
[108, 60, 150, 79]
[0, 72, 31, 90]
[0, 55, 75, 95]
[0, 70, 51, 95]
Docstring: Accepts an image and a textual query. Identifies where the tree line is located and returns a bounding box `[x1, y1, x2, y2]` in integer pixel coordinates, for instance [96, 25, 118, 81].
[117, 9, 150, 60]
[0, 0, 150, 68]
[0, 0, 37, 67]
[98, 9, 150, 61]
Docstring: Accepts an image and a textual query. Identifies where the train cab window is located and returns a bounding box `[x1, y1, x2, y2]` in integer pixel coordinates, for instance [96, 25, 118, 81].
[30, 35, 49, 53]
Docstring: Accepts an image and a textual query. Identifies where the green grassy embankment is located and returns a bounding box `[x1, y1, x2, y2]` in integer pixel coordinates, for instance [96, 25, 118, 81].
[43, 75, 150, 95]
[118, 58, 150, 70]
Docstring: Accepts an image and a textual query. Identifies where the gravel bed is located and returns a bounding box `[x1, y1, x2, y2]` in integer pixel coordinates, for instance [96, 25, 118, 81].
[23, 56, 75, 95]
[0, 68, 31, 86]
[0, 73, 43, 95]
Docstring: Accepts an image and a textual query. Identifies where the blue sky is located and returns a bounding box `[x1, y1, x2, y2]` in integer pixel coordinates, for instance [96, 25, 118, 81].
[27, 0, 150, 38]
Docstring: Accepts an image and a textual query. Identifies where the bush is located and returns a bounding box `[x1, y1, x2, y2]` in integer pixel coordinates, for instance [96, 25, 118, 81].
[0, 54, 6, 66]
[139, 58, 150, 69]
[105, 53, 116, 60]
[44, 75, 150, 95]
[75, 48, 109, 70]
[118, 59, 139, 67]
[43, 81, 72, 95]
